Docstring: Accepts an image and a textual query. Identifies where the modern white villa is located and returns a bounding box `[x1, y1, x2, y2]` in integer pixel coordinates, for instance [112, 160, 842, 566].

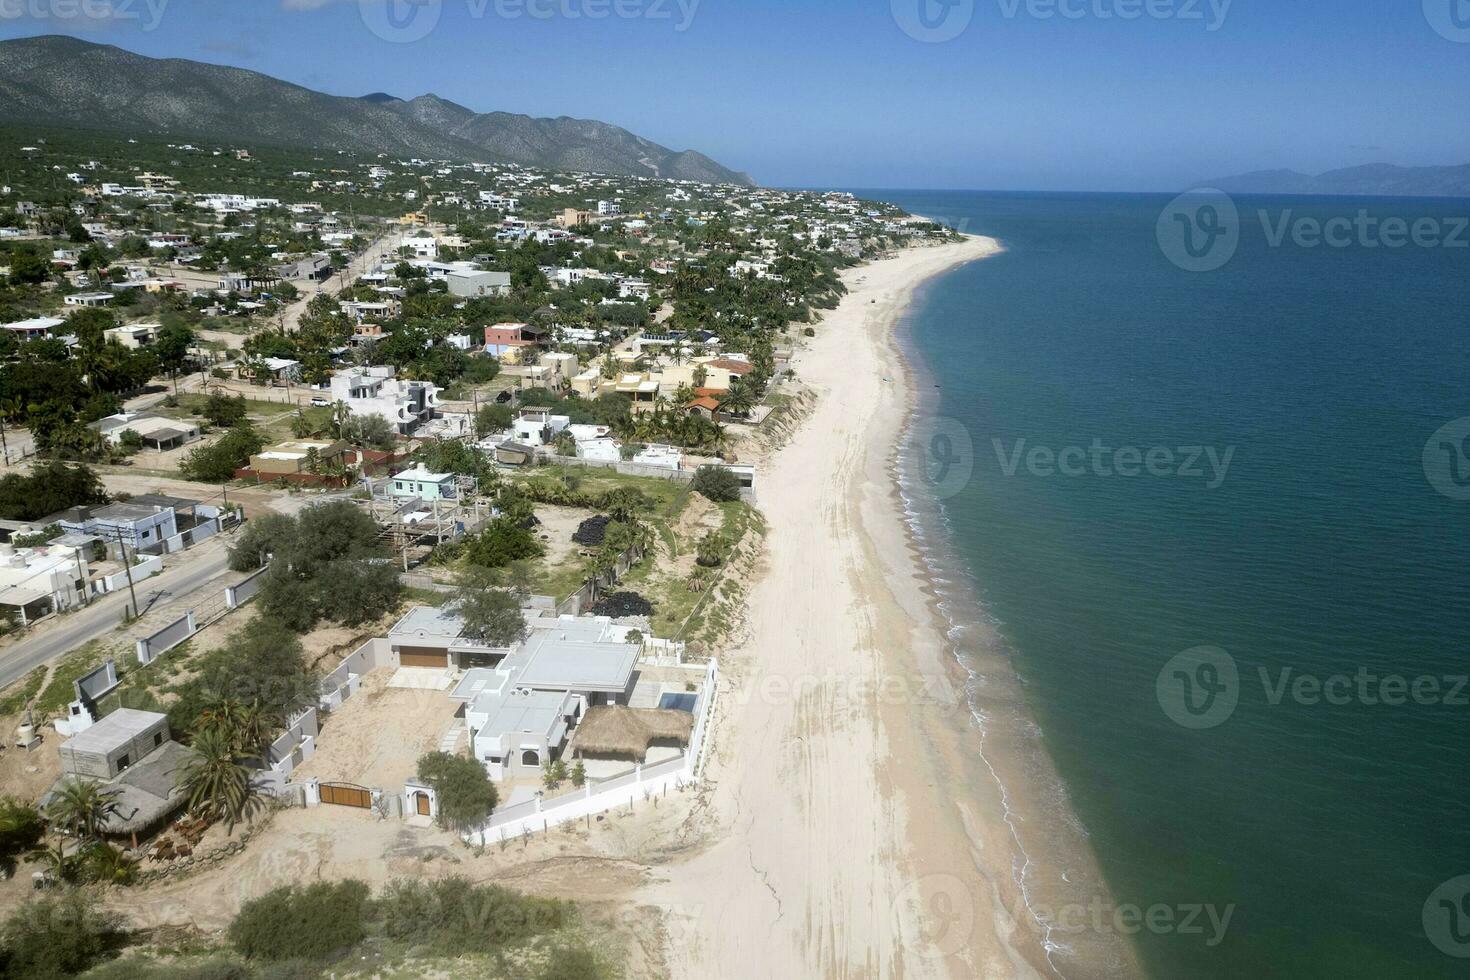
[328, 365, 441, 435]
[386, 606, 661, 778]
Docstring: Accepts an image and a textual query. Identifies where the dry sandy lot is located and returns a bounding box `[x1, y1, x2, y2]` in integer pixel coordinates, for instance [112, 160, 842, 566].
[291, 669, 460, 792]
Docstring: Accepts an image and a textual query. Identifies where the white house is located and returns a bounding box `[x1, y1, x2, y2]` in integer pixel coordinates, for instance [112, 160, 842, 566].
[328, 366, 440, 435]
[447, 614, 641, 778]
[1, 316, 64, 342]
[446, 269, 511, 299]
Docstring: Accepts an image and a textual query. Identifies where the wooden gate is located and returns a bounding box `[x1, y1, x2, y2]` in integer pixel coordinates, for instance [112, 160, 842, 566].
[319, 783, 372, 808]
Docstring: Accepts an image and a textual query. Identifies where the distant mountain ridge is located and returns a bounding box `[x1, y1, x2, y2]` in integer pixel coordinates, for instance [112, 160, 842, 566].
[1208, 163, 1470, 198]
[0, 35, 754, 185]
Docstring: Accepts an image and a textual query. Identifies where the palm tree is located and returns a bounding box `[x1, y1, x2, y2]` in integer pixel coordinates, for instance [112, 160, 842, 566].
[175, 727, 261, 834]
[26, 837, 74, 884]
[0, 396, 23, 462]
[230, 700, 275, 766]
[44, 779, 120, 844]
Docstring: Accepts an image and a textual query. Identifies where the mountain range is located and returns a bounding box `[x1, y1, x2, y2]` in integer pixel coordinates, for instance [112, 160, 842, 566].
[0, 35, 754, 186]
[1207, 163, 1470, 198]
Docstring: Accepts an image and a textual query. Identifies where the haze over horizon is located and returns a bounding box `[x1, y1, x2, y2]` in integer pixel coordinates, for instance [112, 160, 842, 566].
[1, 0, 1468, 190]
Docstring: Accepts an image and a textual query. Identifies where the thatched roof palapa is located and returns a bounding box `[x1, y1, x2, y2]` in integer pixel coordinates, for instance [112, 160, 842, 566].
[570, 706, 694, 760]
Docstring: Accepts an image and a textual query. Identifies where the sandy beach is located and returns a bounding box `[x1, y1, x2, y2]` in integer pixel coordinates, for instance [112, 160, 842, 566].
[640, 236, 1104, 978]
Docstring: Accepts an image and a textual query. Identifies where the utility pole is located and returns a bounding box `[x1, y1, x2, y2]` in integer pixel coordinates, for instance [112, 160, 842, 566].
[101, 525, 141, 620]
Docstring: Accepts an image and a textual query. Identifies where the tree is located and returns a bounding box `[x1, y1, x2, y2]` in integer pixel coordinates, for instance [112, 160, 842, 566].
[416, 752, 498, 832]
[444, 565, 529, 647]
[180, 420, 263, 482]
[227, 511, 294, 571]
[475, 402, 514, 436]
[154, 321, 194, 392]
[203, 392, 248, 427]
[691, 465, 741, 503]
[6, 247, 49, 285]
[340, 412, 396, 451]
[175, 726, 261, 833]
[0, 461, 106, 521]
[541, 759, 568, 789]
[200, 698, 274, 764]
[42, 779, 119, 844]
[249, 501, 402, 631]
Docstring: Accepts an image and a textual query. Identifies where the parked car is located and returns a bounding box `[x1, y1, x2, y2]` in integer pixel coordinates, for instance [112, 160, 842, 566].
[309, 395, 331, 407]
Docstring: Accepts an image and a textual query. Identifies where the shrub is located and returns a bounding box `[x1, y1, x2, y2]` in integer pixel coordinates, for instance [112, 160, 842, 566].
[0, 796, 43, 868]
[690, 465, 741, 502]
[229, 880, 370, 963]
[540, 945, 609, 980]
[0, 891, 120, 980]
[375, 876, 569, 955]
[463, 517, 543, 568]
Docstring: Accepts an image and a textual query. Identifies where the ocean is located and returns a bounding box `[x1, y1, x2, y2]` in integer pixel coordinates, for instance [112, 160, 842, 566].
[869, 190, 1470, 978]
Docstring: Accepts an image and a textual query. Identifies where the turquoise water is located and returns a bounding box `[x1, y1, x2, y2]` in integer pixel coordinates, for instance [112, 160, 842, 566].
[871, 191, 1470, 978]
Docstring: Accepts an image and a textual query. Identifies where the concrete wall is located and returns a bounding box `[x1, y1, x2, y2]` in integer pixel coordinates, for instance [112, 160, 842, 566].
[135, 612, 196, 666]
[318, 638, 391, 709]
[94, 555, 162, 596]
[226, 566, 268, 608]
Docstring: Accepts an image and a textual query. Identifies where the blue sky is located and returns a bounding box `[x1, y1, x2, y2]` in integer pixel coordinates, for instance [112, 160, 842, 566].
[3, 0, 1469, 190]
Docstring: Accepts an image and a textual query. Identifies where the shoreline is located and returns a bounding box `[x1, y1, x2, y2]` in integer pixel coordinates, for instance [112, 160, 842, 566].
[883, 246, 1140, 978]
[642, 235, 1126, 977]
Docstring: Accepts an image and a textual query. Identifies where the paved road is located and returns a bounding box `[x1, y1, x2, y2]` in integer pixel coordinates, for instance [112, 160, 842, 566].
[0, 543, 234, 691]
